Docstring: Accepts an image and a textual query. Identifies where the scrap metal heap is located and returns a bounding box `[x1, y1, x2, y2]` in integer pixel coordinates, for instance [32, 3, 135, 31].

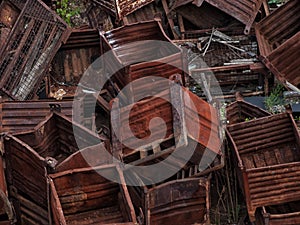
[0, 0, 299, 224]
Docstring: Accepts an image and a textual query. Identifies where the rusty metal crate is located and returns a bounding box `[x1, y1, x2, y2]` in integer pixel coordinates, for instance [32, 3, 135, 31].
[48, 28, 101, 98]
[255, 0, 300, 89]
[226, 113, 300, 222]
[49, 164, 137, 225]
[226, 94, 270, 125]
[100, 20, 186, 104]
[111, 80, 222, 165]
[125, 171, 210, 225]
[3, 112, 103, 224]
[0, 0, 71, 100]
[255, 200, 300, 225]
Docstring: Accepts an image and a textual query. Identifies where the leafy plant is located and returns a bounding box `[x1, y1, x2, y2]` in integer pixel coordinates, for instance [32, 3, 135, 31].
[268, 0, 286, 4]
[56, 0, 80, 26]
[265, 84, 285, 114]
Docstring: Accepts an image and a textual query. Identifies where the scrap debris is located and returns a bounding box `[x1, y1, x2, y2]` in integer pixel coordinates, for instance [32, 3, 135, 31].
[0, 0, 299, 224]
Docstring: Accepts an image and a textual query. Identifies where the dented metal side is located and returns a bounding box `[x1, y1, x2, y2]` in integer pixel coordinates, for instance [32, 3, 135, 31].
[49, 165, 137, 225]
[0, 0, 71, 100]
[226, 113, 300, 221]
[255, 0, 300, 88]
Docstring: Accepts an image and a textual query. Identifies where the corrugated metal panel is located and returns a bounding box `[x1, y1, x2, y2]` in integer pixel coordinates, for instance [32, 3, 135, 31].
[203, 0, 264, 34]
[115, 0, 155, 21]
[0, 0, 71, 100]
[255, 0, 300, 88]
[49, 165, 137, 225]
[226, 113, 300, 221]
[0, 99, 73, 133]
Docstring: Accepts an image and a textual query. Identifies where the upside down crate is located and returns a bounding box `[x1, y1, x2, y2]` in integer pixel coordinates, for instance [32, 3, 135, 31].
[255, 0, 300, 88]
[111, 78, 222, 165]
[100, 20, 186, 104]
[125, 171, 211, 225]
[3, 112, 103, 225]
[49, 164, 137, 225]
[226, 113, 300, 222]
[0, 0, 70, 100]
[255, 200, 300, 225]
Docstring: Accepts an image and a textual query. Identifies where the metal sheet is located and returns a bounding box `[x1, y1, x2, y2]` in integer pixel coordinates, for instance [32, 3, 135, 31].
[226, 113, 300, 221]
[0, 0, 71, 100]
[49, 165, 137, 225]
[255, 0, 300, 88]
